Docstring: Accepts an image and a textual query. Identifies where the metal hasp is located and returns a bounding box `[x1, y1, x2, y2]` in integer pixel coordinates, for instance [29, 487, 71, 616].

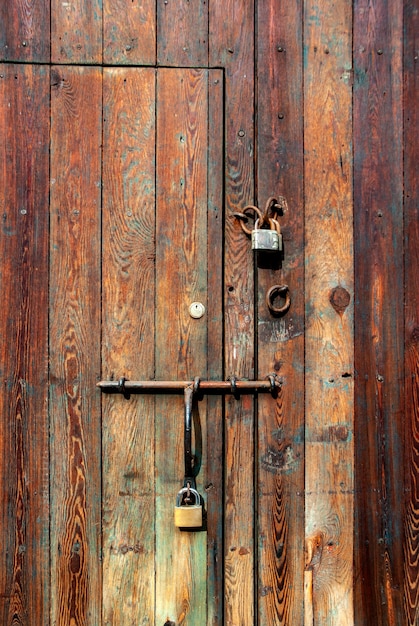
[96, 375, 281, 396]
[184, 380, 198, 489]
[173, 379, 204, 529]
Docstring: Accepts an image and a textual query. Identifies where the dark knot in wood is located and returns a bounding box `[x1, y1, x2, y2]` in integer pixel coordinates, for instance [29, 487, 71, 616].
[329, 286, 351, 316]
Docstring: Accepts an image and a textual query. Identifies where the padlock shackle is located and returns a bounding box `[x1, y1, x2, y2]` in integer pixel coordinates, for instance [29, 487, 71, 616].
[176, 486, 200, 506]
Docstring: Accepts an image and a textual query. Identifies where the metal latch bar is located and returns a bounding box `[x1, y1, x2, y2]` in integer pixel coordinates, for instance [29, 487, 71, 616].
[97, 376, 280, 397]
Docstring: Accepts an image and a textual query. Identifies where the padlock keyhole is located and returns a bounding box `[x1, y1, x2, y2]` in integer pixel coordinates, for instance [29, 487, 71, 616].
[181, 492, 196, 506]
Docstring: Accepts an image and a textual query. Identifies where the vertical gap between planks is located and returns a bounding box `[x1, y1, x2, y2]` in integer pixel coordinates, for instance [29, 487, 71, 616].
[302, 1, 308, 615]
[302, 0, 307, 612]
[99, 64, 104, 625]
[302, 0, 308, 613]
[206, 68, 224, 623]
[153, 65, 157, 623]
[48, 62, 53, 625]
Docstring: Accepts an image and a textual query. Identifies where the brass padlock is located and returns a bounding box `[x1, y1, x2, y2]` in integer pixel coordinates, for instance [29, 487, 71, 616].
[251, 218, 282, 252]
[174, 486, 203, 528]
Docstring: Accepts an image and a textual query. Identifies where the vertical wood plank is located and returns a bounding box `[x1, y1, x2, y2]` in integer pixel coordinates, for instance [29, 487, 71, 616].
[353, 1, 404, 623]
[0, 63, 50, 626]
[103, 0, 156, 65]
[0, 0, 50, 62]
[304, 1, 354, 623]
[256, 2, 305, 623]
[157, 0, 208, 67]
[404, 1, 419, 623]
[50, 66, 102, 626]
[101, 67, 156, 625]
[206, 69, 225, 626]
[51, 0, 102, 64]
[155, 68, 209, 625]
[209, 3, 256, 624]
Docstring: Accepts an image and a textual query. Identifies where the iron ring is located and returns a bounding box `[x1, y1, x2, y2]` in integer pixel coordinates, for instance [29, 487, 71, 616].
[266, 284, 291, 317]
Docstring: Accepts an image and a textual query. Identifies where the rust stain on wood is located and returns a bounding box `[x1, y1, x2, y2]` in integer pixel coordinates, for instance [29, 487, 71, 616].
[262, 444, 301, 475]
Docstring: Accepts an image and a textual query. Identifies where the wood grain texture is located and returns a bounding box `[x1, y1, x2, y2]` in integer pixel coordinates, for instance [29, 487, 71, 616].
[101, 68, 156, 625]
[353, 1, 404, 623]
[404, 2, 419, 623]
[304, 0, 354, 623]
[0, 0, 50, 62]
[256, 2, 305, 624]
[0, 63, 50, 626]
[157, 0, 208, 67]
[206, 70, 225, 625]
[210, 2, 256, 624]
[51, 0, 102, 63]
[104, 0, 156, 65]
[49, 66, 102, 626]
[155, 68, 209, 625]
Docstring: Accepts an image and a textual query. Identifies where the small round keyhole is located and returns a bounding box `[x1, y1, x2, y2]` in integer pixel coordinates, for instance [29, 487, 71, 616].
[189, 302, 205, 319]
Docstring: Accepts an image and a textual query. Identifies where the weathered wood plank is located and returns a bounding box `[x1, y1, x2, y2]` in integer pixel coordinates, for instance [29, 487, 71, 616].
[155, 68, 209, 625]
[157, 0, 208, 67]
[403, 2, 419, 623]
[103, 0, 156, 65]
[101, 67, 156, 625]
[51, 0, 102, 64]
[0, 0, 50, 62]
[206, 69, 224, 625]
[0, 63, 50, 626]
[49, 66, 102, 626]
[304, 0, 354, 623]
[256, 1, 305, 623]
[209, 3, 256, 624]
[353, 1, 404, 623]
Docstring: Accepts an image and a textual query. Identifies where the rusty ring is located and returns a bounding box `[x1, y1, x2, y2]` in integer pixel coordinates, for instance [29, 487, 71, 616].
[263, 196, 279, 222]
[265, 195, 288, 221]
[243, 205, 264, 220]
[266, 284, 291, 317]
[233, 212, 252, 235]
[234, 205, 264, 235]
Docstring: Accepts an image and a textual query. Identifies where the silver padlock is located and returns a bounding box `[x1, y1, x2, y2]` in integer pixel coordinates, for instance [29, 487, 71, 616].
[174, 486, 203, 528]
[251, 218, 282, 252]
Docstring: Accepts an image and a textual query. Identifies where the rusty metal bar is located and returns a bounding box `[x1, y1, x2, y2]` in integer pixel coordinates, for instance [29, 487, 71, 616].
[97, 376, 281, 396]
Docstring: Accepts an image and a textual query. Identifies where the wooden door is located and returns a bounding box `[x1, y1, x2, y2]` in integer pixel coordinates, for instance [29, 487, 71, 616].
[49, 65, 225, 624]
